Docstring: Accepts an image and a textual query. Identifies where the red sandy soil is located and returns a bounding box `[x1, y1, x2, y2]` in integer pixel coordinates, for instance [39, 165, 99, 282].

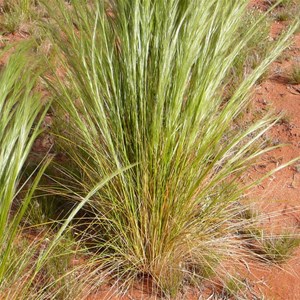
[233, 1, 300, 299]
[241, 25, 300, 300]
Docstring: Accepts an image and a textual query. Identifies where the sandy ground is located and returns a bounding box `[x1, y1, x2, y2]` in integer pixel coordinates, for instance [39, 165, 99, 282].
[241, 19, 300, 300]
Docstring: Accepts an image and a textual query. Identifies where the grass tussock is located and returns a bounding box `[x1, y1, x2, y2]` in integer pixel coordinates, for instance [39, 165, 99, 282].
[40, 0, 300, 296]
[0, 0, 298, 298]
[257, 231, 300, 263]
[0, 44, 93, 300]
[0, 44, 49, 295]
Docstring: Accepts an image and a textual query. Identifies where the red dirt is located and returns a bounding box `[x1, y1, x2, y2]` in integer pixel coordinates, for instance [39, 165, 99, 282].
[240, 6, 300, 299]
